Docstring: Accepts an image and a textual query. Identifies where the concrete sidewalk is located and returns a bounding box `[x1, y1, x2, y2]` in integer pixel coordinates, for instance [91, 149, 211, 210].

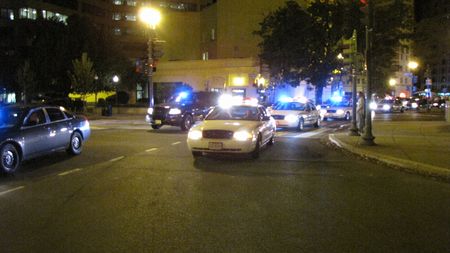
[329, 120, 450, 180]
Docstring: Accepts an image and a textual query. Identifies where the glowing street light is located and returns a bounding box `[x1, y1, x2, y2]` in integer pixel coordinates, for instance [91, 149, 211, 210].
[139, 6, 161, 108]
[389, 78, 397, 86]
[407, 61, 418, 70]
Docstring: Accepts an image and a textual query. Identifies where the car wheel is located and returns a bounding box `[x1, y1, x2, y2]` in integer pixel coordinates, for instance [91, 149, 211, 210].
[297, 118, 304, 131]
[400, 107, 405, 113]
[345, 112, 351, 121]
[181, 115, 193, 131]
[1, 143, 20, 174]
[268, 132, 275, 146]
[314, 117, 320, 128]
[251, 135, 262, 159]
[151, 124, 162, 129]
[67, 132, 83, 155]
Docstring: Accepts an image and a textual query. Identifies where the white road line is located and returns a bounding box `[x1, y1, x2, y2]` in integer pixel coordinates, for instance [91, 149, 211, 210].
[146, 148, 158, 152]
[109, 156, 125, 162]
[292, 128, 329, 138]
[58, 168, 83, 176]
[171, 141, 181, 145]
[0, 186, 25, 196]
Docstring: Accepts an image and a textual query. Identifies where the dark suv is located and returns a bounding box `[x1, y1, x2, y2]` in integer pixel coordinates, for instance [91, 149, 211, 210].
[145, 91, 219, 130]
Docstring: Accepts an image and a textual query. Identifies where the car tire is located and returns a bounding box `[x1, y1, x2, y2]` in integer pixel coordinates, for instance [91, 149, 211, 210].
[151, 124, 162, 129]
[297, 118, 304, 131]
[314, 117, 320, 128]
[1, 143, 20, 174]
[181, 114, 193, 131]
[67, 132, 83, 155]
[251, 135, 262, 159]
[400, 107, 405, 113]
[345, 112, 351, 121]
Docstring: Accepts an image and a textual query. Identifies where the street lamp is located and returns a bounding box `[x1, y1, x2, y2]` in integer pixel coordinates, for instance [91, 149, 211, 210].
[139, 6, 161, 108]
[408, 61, 418, 70]
[112, 75, 120, 107]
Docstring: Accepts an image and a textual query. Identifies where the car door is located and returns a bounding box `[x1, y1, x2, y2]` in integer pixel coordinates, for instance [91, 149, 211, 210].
[21, 108, 50, 158]
[258, 107, 272, 144]
[44, 107, 71, 150]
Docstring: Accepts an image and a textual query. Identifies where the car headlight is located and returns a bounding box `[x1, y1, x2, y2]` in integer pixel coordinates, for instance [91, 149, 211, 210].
[284, 114, 298, 123]
[147, 108, 153, 114]
[369, 102, 377, 110]
[188, 130, 202, 140]
[169, 108, 182, 115]
[383, 104, 391, 110]
[336, 109, 345, 115]
[411, 102, 418, 109]
[233, 130, 253, 141]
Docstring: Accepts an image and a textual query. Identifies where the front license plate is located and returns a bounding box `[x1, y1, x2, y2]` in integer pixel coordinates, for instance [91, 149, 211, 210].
[208, 142, 223, 150]
[154, 120, 162, 125]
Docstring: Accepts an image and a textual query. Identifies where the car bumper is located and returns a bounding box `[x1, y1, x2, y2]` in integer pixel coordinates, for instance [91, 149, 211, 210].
[274, 119, 298, 128]
[187, 138, 257, 154]
[145, 114, 182, 126]
[324, 112, 346, 119]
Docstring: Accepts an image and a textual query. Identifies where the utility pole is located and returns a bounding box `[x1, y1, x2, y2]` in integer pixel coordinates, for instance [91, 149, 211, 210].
[348, 30, 359, 136]
[361, 0, 375, 145]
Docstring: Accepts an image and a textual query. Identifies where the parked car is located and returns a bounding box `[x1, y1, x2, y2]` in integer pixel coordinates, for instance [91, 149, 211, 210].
[187, 104, 276, 159]
[146, 91, 220, 130]
[374, 99, 405, 113]
[0, 104, 90, 174]
[270, 100, 321, 131]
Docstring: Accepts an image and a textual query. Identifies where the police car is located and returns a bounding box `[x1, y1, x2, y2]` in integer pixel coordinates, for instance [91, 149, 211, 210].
[270, 98, 321, 131]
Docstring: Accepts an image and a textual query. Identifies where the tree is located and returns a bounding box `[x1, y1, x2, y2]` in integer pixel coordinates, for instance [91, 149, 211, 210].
[16, 60, 36, 104]
[255, 1, 346, 103]
[69, 53, 96, 103]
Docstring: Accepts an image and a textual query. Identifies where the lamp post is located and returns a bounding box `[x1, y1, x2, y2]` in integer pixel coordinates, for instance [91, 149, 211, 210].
[361, 0, 375, 145]
[139, 7, 161, 108]
[389, 78, 397, 97]
[408, 61, 418, 95]
[112, 75, 119, 108]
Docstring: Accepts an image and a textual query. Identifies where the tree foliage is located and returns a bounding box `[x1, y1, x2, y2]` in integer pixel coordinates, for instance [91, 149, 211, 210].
[69, 52, 96, 98]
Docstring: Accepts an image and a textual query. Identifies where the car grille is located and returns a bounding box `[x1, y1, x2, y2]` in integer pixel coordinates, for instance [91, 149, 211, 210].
[272, 115, 284, 120]
[202, 130, 234, 139]
[153, 107, 168, 119]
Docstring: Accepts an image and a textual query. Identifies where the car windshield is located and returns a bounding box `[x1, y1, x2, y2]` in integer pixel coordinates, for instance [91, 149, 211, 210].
[0, 107, 24, 129]
[206, 106, 259, 121]
[273, 102, 306, 111]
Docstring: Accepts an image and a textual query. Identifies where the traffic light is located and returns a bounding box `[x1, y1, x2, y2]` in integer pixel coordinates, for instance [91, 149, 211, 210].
[151, 39, 165, 59]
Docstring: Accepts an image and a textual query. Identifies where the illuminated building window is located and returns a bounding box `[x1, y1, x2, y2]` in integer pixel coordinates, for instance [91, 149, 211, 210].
[202, 52, 209, 61]
[113, 27, 122, 35]
[19, 8, 37, 20]
[0, 9, 14, 20]
[125, 13, 136, 21]
[211, 28, 215, 40]
[126, 0, 137, 6]
[112, 13, 121, 20]
[113, 0, 123, 5]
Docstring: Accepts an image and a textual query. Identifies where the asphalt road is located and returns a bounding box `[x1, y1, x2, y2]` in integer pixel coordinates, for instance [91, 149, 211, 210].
[1, 112, 449, 252]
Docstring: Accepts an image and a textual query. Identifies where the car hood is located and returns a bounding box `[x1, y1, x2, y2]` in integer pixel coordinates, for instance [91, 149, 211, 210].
[192, 120, 262, 132]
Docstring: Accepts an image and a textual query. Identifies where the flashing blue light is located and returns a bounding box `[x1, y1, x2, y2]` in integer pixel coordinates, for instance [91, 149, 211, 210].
[278, 96, 293, 103]
[175, 92, 189, 102]
[331, 95, 343, 103]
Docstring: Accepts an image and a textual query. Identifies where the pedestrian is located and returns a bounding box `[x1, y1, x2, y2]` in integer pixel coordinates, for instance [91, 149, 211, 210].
[356, 91, 365, 133]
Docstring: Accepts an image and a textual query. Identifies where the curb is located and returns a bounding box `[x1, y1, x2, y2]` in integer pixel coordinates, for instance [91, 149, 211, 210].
[329, 134, 450, 181]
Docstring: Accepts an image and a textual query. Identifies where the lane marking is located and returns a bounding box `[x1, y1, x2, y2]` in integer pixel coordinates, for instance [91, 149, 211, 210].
[171, 141, 181, 145]
[0, 186, 25, 196]
[58, 168, 83, 176]
[109, 156, 125, 162]
[146, 148, 158, 152]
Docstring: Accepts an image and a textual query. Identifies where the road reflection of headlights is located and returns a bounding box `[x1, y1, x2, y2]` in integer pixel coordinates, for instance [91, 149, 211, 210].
[369, 102, 377, 110]
[147, 108, 153, 114]
[188, 130, 202, 140]
[233, 130, 253, 141]
[169, 108, 182, 115]
[336, 109, 344, 115]
[383, 104, 391, 111]
[284, 114, 298, 123]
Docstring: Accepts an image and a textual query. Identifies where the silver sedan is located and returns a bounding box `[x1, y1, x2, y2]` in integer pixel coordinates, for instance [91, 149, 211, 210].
[0, 104, 91, 174]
